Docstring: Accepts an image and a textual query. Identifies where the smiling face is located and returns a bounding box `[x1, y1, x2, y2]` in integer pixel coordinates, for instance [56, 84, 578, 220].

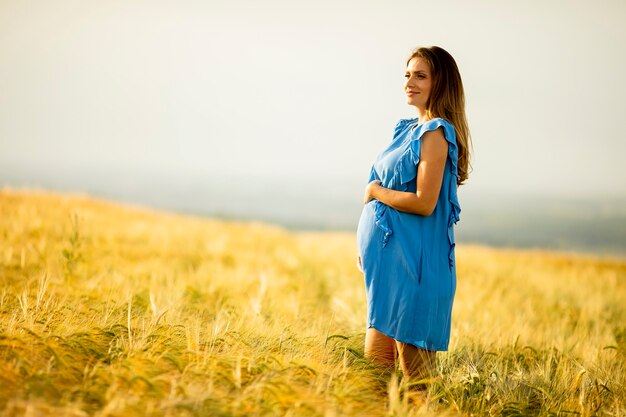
[404, 57, 432, 112]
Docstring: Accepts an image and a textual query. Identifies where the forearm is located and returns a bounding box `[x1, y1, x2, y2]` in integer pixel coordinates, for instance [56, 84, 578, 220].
[370, 184, 434, 216]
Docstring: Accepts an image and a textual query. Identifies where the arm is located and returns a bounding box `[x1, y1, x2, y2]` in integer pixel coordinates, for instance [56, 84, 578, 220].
[364, 127, 448, 216]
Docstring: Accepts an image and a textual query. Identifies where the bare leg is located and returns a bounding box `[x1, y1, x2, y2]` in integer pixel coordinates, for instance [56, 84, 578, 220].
[395, 341, 436, 389]
[364, 327, 396, 370]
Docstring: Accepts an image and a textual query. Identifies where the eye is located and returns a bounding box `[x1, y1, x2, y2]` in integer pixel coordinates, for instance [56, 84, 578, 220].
[404, 74, 410, 78]
[417, 74, 426, 79]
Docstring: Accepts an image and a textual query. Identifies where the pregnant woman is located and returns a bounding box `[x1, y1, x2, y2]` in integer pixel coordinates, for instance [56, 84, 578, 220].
[356, 46, 472, 385]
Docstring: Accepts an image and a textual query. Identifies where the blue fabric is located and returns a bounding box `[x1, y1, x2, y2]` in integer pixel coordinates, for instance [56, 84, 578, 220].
[356, 117, 461, 351]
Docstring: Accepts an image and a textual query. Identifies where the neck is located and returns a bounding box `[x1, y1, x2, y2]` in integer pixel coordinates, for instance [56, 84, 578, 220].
[416, 107, 429, 125]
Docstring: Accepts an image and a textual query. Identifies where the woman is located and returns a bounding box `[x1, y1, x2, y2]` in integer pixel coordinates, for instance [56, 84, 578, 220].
[356, 46, 471, 383]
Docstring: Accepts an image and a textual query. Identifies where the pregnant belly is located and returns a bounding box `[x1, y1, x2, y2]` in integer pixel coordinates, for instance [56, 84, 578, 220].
[356, 201, 379, 258]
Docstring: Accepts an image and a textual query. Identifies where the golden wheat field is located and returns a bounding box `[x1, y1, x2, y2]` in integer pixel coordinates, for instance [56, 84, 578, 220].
[0, 188, 624, 417]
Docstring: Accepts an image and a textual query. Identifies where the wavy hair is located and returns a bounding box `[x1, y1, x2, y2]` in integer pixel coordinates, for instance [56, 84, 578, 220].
[406, 46, 472, 185]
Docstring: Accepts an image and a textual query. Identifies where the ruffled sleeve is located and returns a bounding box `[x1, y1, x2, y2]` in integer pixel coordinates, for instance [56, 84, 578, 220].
[390, 118, 458, 188]
[389, 118, 461, 269]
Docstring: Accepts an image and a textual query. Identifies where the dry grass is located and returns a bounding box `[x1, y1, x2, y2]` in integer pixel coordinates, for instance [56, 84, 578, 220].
[0, 188, 624, 416]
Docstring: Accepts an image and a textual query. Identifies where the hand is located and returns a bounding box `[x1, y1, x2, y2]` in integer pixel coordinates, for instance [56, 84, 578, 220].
[356, 256, 363, 273]
[363, 180, 382, 204]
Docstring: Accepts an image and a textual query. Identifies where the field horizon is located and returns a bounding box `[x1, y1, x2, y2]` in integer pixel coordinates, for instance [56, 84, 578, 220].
[3, 164, 625, 258]
[1, 188, 624, 416]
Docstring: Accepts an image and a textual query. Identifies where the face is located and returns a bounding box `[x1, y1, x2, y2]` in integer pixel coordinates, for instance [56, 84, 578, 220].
[404, 57, 432, 111]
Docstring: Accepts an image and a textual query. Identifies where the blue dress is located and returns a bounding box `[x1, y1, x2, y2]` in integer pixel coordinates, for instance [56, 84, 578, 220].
[356, 117, 461, 351]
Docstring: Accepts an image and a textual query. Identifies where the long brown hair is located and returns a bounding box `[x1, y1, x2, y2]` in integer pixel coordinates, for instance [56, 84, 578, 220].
[406, 46, 472, 185]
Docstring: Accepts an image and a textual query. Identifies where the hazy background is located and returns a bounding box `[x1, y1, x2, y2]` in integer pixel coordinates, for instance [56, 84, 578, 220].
[1, 0, 625, 256]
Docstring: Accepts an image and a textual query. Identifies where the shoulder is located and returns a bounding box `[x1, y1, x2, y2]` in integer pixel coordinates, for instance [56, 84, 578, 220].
[418, 118, 459, 167]
[420, 127, 449, 158]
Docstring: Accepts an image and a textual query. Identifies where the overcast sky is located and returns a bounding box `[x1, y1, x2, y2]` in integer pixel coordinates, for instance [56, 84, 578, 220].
[1, 0, 625, 201]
